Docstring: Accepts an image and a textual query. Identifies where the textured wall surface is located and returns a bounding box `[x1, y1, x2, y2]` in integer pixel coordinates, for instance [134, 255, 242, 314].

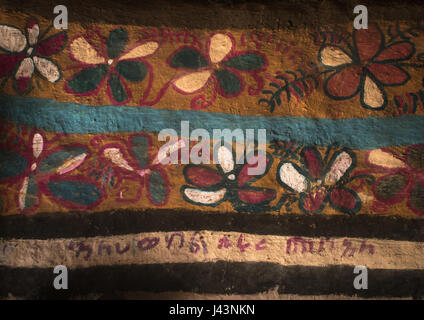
[0, 0, 423, 299]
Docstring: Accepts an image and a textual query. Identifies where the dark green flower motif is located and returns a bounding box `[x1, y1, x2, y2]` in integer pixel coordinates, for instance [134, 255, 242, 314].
[168, 32, 267, 109]
[66, 27, 159, 104]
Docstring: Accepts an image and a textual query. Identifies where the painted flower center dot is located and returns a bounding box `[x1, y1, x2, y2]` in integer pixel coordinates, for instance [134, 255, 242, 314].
[31, 163, 37, 171]
[26, 47, 33, 56]
[107, 59, 113, 65]
[228, 174, 235, 180]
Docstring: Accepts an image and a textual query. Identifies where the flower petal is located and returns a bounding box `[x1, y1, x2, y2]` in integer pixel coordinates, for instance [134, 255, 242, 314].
[173, 70, 212, 94]
[66, 64, 108, 94]
[329, 188, 361, 215]
[38, 147, 88, 173]
[214, 69, 242, 97]
[182, 187, 226, 205]
[115, 60, 147, 82]
[35, 31, 67, 57]
[14, 58, 34, 94]
[46, 177, 103, 208]
[374, 41, 414, 62]
[103, 147, 135, 171]
[0, 25, 27, 52]
[169, 47, 209, 69]
[209, 33, 233, 64]
[238, 187, 276, 204]
[18, 175, 38, 211]
[56, 153, 87, 175]
[299, 188, 326, 213]
[146, 168, 169, 205]
[237, 153, 271, 186]
[278, 162, 308, 193]
[184, 165, 223, 188]
[217, 145, 234, 173]
[33, 56, 60, 82]
[106, 28, 128, 59]
[0, 52, 24, 77]
[301, 147, 323, 179]
[32, 133, 43, 159]
[367, 149, 406, 169]
[325, 65, 362, 99]
[26, 18, 39, 46]
[119, 41, 159, 60]
[324, 150, 353, 185]
[367, 63, 409, 86]
[0, 148, 27, 180]
[130, 134, 150, 169]
[108, 72, 130, 104]
[361, 74, 386, 109]
[407, 180, 424, 216]
[319, 45, 352, 68]
[69, 36, 106, 65]
[221, 52, 266, 71]
[406, 145, 424, 170]
[374, 173, 408, 204]
[354, 24, 383, 61]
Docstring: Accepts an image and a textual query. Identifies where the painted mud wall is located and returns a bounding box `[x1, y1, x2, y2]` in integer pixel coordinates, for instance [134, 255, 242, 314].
[0, 0, 423, 299]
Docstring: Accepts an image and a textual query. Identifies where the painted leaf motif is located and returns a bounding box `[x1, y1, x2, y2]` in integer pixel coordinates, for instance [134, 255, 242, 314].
[115, 60, 147, 82]
[147, 169, 168, 205]
[67, 65, 108, 93]
[38, 147, 88, 174]
[170, 47, 209, 69]
[107, 28, 128, 59]
[130, 134, 149, 169]
[0, 149, 27, 179]
[47, 179, 102, 207]
[329, 188, 361, 215]
[18, 174, 38, 211]
[214, 69, 242, 96]
[221, 53, 265, 71]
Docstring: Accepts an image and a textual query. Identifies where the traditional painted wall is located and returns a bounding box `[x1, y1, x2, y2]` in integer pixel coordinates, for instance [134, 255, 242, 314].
[0, 0, 423, 299]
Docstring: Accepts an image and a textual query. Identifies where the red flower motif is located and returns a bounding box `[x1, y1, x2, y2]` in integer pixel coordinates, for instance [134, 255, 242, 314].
[366, 146, 424, 216]
[319, 24, 414, 110]
[0, 18, 67, 94]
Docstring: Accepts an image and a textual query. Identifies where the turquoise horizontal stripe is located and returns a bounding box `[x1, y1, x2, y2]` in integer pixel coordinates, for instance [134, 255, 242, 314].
[1, 94, 424, 149]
